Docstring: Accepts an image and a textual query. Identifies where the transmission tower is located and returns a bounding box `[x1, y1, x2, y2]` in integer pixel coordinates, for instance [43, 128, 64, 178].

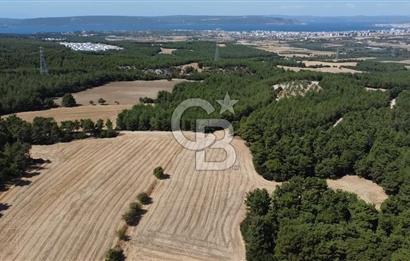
[335, 47, 340, 61]
[214, 41, 220, 62]
[39, 47, 49, 75]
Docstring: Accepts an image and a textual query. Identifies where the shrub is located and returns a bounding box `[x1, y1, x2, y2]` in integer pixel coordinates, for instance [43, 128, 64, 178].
[153, 166, 166, 179]
[139, 97, 155, 104]
[98, 98, 107, 105]
[117, 225, 127, 241]
[62, 93, 77, 107]
[137, 192, 151, 205]
[105, 247, 125, 261]
[122, 202, 143, 226]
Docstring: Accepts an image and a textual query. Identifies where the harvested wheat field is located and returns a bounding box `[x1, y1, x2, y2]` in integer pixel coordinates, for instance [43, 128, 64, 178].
[0, 132, 278, 261]
[11, 105, 130, 126]
[9, 79, 187, 125]
[55, 79, 188, 106]
[327, 175, 388, 210]
[241, 40, 335, 58]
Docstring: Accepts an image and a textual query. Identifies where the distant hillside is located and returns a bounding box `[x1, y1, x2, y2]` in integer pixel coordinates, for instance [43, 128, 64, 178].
[0, 16, 297, 33]
[0, 15, 410, 34]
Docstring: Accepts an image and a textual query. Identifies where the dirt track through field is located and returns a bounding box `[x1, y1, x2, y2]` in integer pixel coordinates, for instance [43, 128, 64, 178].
[0, 132, 278, 261]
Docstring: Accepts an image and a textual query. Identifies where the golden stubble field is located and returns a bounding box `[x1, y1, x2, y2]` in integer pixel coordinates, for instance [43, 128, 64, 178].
[0, 132, 278, 261]
[0, 132, 388, 261]
[10, 79, 187, 124]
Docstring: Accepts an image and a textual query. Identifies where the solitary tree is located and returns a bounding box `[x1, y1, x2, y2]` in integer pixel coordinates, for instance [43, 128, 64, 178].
[62, 93, 77, 107]
[153, 166, 166, 179]
[105, 247, 125, 261]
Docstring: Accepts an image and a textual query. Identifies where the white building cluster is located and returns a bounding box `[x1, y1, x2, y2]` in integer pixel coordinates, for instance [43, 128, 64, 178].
[59, 42, 123, 52]
[219, 28, 410, 41]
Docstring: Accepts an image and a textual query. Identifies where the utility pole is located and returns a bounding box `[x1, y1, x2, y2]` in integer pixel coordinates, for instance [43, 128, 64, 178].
[39, 47, 49, 75]
[214, 41, 220, 62]
[335, 47, 340, 61]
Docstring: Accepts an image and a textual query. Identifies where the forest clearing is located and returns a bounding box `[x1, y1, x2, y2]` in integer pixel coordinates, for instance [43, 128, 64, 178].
[54, 79, 188, 106]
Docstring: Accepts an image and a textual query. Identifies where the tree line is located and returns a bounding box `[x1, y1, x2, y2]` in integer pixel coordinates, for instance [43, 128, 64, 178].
[0, 115, 117, 188]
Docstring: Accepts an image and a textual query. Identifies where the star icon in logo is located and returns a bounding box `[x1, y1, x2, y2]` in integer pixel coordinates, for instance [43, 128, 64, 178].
[217, 93, 238, 114]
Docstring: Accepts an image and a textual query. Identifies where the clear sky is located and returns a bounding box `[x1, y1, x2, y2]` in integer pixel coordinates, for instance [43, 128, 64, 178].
[1, 0, 410, 18]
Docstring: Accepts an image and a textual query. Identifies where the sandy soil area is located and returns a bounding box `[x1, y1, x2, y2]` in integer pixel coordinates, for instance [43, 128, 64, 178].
[55, 79, 187, 106]
[0, 132, 278, 261]
[11, 105, 129, 126]
[303, 60, 358, 67]
[381, 59, 410, 65]
[159, 48, 176, 55]
[278, 65, 362, 74]
[327, 175, 388, 210]
[240, 40, 335, 58]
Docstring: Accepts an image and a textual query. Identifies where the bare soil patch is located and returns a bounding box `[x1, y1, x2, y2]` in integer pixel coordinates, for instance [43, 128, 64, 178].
[241, 40, 335, 58]
[381, 59, 410, 65]
[159, 48, 176, 55]
[327, 175, 388, 210]
[55, 79, 187, 106]
[278, 65, 362, 74]
[303, 60, 358, 67]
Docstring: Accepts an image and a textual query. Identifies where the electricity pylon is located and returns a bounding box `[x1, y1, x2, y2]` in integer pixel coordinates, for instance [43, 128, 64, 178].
[214, 41, 220, 62]
[39, 47, 49, 75]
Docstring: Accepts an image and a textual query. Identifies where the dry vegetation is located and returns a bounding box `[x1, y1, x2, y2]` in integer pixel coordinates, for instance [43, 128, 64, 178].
[0, 131, 388, 260]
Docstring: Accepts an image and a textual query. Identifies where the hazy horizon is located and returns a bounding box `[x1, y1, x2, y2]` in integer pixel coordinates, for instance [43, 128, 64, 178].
[2, 14, 410, 20]
[1, 0, 410, 19]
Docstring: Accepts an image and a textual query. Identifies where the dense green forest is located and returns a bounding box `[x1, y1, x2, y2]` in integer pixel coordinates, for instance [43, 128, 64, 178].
[0, 37, 272, 114]
[241, 178, 410, 260]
